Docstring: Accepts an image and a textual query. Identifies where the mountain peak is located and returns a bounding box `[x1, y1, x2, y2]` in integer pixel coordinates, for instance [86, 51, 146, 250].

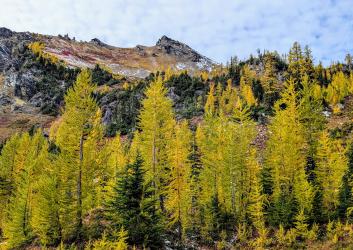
[156, 35, 175, 46]
[155, 35, 204, 63]
[90, 38, 110, 47]
[0, 27, 13, 38]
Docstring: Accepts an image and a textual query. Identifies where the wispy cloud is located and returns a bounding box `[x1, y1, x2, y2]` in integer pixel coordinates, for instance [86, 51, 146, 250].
[0, 0, 352, 65]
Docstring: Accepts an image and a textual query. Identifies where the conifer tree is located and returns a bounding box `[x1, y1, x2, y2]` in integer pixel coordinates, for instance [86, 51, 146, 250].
[261, 52, 278, 92]
[138, 76, 175, 212]
[301, 45, 315, 80]
[0, 134, 21, 235]
[106, 153, 163, 248]
[197, 84, 257, 238]
[3, 130, 48, 248]
[265, 80, 312, 226]
[338, 143, 353, 220]
[240, 66, 257, 106]
[288, 42, 303, 85]
[166, 120, 192, 241]
[218, 79, 238, 116]
[247, 149, 268, 248]
[31, 152, 62, 246]
[325, 71, 349, 113]
[52, 69, 104, 241]
[315, 131, 347, 219]
[104, 134, 127, 200]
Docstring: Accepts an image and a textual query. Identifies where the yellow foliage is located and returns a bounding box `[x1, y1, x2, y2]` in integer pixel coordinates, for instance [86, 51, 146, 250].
[240, 66, 257, 106]
[166, 120, 192, 238]
[28, 42, 60, 65]
[316, 131, 348, 214]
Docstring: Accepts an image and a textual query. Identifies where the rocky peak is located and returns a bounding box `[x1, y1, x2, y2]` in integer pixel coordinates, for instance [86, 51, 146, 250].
[90, 38, 110, 47]
[155, 35, 202, 62]
[0, 27, 13, 38]
[156, 35, 176, 46]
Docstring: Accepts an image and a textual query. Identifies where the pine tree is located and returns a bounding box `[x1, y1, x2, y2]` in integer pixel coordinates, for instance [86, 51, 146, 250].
[106, 153, 163, 248]
[288, 42, 303, 85]
[301, 45, 315, 80]
[138, 76, 175, 212]
[166, 120, 192, 241]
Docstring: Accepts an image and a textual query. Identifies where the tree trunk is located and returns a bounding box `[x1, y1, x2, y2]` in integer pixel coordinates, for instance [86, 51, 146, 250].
[76, 135, 83, 240]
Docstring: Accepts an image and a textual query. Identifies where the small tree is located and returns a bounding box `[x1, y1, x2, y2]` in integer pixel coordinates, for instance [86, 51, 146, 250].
[106, 153, 163, 248]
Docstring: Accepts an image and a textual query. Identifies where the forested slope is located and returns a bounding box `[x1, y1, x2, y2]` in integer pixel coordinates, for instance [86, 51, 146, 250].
[2, 29, 353, 249]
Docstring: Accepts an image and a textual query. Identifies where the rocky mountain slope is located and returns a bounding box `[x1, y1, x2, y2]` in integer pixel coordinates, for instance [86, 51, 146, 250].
[43, 35, 215, 78]
[0, 27, 216, 142]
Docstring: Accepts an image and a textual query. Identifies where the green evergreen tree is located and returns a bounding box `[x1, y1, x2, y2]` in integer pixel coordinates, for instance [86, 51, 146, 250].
[106, 153, 163, 248]
[338, 143, 353, 220]
[288, 42, 303, 86]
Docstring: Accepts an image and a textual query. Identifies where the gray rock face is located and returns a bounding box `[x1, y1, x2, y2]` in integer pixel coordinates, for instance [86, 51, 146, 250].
[0, 27, 13, 38]
[0, 93, 13, 105]
[90, 38, 112, 48]
[156, 35, 210, 63]
[0, 28, 33, 73]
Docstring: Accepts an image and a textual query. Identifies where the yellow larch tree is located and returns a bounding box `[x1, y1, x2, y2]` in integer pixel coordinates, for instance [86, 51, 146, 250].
[265, 79, 313, 226]
[315, 130, 348, 217]
[2, 130, 49, 248]
[166, 120, 192, 241]
[51, 69, 104, 240]
[138, 76, 175, 211]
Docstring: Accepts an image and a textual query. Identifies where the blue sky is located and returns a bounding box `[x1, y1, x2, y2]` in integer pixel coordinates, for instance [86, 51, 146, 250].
[0, 0, 352, 65]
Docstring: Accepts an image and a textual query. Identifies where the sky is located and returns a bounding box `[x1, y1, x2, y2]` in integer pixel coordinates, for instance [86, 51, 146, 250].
[0, 0, 352, 65]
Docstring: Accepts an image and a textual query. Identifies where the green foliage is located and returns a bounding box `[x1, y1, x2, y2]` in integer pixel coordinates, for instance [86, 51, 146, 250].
[105, 154, 163, 248]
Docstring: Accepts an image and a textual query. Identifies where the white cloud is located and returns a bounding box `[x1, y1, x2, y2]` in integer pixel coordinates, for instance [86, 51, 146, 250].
[0, 0, 352, 65]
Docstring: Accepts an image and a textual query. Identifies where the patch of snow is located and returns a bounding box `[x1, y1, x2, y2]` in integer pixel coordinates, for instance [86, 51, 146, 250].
[176, 62, 187, 70]
[196, 57, 213, 71]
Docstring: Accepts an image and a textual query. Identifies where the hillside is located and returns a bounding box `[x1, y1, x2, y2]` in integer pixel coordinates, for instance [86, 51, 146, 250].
[2, 27, 353, 250]
[43, 35, 215, 78]
[0, 27, 215, 142]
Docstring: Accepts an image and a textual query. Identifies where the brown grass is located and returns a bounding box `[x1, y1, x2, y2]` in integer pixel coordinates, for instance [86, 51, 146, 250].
[0, 107, 55, 143]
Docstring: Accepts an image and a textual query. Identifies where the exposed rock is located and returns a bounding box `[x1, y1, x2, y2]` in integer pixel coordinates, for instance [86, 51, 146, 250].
[0, 93, 13, 105]
[90, 38, 111, 48]
[156, 35, 204, 63]
[0, 27, 13, 38]
[102, 105, 113, 125]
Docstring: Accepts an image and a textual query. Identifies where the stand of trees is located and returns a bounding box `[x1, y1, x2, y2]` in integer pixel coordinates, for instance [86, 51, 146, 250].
[1, 43, 353, 249]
